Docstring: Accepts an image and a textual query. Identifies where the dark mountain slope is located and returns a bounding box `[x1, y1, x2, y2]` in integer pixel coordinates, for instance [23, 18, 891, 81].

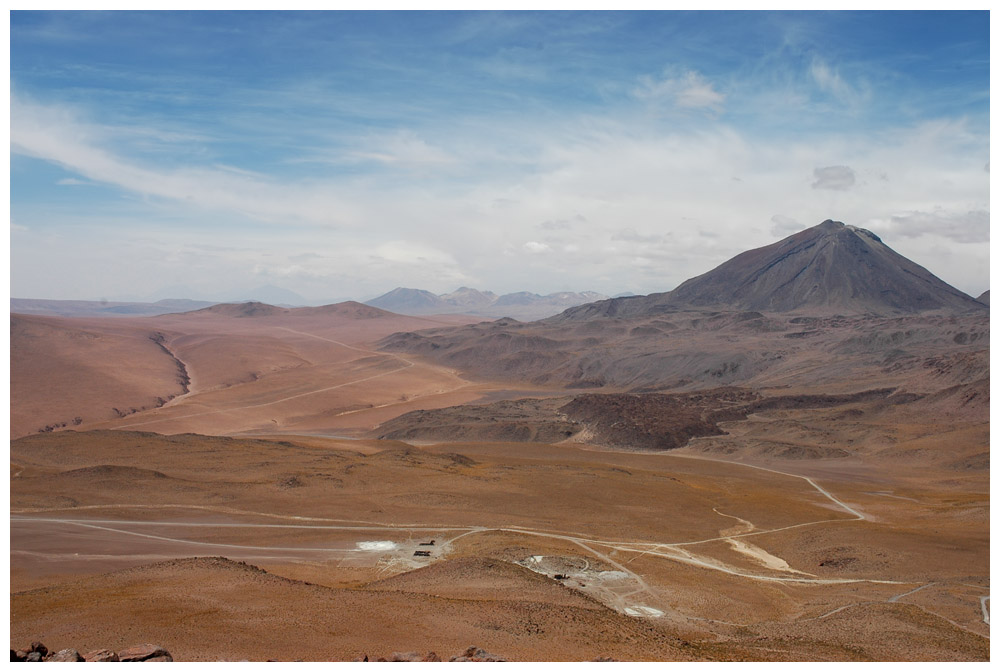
[378, 220, 987, 393]
[180, 301, 289, 318]
[367, 287, 446, 313]
[294, 301, 396, 319]
[668, 220, 981, 314]
[366, 286, 609, 320]
[556, 220, 983, 320]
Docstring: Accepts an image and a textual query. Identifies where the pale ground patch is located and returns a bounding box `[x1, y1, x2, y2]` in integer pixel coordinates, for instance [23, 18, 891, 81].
[357, 541, 398, 551]
[725, 538, 813, 575]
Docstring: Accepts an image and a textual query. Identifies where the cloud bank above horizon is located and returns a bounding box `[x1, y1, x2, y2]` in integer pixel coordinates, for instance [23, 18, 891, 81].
[10, 10, 990, 302]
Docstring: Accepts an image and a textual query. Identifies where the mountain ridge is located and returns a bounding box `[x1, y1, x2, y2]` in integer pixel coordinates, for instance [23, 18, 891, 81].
[377, 219, 988, 393]
[181, 300, 399, 320]
[366, 286, 610, 320]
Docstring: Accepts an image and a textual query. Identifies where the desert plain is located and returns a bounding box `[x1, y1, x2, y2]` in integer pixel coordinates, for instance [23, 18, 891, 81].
[9, 223, 991, 662]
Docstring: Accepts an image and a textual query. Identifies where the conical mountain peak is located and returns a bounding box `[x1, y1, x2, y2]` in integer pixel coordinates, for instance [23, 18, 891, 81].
[664, 220, 981, 314]
[556, 219, 983, 321]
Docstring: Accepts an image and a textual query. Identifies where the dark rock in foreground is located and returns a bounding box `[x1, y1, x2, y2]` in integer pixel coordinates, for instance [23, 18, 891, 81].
[117, 645, 173, 662]
[9, 642, 171, 663]
[48, 649, 84, 662]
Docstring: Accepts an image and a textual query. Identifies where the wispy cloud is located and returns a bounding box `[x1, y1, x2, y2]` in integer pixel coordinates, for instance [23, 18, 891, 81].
[612, 227, 663, 244]
[633, 69, 726, 115]
[11, 94, 358, 227]
[12, 88, 989, 298]
[770, 214, 803, 236]
[538, 215, 586, 231]
[10, 12, 989, 300]
[810, 58, 868, 108]
[348, 130, 458, 167]
[811, 165, 856, 191]
[885, 209, 989, 244]
[523, 241, 551, 254]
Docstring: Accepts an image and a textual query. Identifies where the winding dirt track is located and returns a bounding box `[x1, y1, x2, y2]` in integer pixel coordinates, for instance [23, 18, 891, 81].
[7, 453, 893, 589]
[11, 448, 989, 643]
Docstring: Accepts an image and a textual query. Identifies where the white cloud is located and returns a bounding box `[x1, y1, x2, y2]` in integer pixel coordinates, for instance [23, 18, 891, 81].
[374, 240, 460, 266]
[538, 214, 586, 230]
[10, 95, 364, 228]
[56, 177, 90, 186]
[810, 58, 867, 108]
[348, 130, 457, 167]
[882, 209, 989, 244]
[612, 227, 663, 244]
[770, 214, 803, 236]
[811, 165, 856, 191]
[633, 69, 725, 114]
[10, 95, 989, 299]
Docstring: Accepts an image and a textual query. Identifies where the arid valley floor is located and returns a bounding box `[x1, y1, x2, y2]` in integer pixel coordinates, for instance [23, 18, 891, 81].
[10, 223, 990, 661]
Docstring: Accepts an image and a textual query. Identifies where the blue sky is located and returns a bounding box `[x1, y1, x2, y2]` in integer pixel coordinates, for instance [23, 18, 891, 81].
[10, 10, 991, 302]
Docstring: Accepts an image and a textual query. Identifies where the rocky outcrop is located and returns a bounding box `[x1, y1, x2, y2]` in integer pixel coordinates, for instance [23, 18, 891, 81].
[376, 387, 907, 452]
[9, 643, 170, 662]
[385, 651, 443, 662]
[116, 645, 173, 662]
[449, 646, 505, 662]
[357, 646, 505, 662]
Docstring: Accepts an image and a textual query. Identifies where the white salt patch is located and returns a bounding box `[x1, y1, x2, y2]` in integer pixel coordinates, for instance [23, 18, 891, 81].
[624, 606, 664, 618]
[598, 571, 629, 581]
[356, 541, 397, 551]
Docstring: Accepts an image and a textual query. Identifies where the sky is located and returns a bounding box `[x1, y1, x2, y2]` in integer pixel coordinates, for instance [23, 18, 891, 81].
[9, 10, 991, 303]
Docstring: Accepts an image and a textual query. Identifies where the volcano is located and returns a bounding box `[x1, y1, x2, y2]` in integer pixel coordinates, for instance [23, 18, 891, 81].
[561, 220, 984, 319]
[668, 219, 982, 314]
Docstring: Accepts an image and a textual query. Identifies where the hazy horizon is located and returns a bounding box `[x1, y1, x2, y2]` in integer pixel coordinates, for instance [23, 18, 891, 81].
[11, 10, 990, 302]
[9, 284, 615, 307]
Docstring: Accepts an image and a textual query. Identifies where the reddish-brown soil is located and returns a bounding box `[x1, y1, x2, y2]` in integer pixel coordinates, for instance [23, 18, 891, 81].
[11, 304, 493, 439]
[9, 300, 989, 661]
[10, 423, 988, 661]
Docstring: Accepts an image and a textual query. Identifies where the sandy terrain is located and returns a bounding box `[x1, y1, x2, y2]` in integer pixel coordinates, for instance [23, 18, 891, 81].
[10, 425, 988, 661]
[9, 295, 989, 661]
[11, 303, 496, 439]
[11, 315, 188, 437]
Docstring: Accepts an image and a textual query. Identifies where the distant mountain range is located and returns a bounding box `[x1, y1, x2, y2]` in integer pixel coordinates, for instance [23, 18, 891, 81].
[14, 222, 986, 322]
[9, 298, 218, 319]
[365, 287, 609, 321]
[182, 300, 397, 320]
[140, 284, 312, 307]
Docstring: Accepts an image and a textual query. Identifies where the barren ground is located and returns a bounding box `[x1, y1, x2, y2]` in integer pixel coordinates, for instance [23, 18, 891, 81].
[9, 306, 989, 661]
[11, 306, 496, 439]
